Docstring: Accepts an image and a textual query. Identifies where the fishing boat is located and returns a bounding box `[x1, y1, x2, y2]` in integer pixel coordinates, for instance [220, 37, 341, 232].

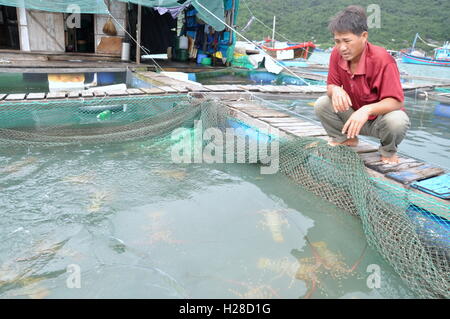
[401, 33, 450, 67]
[256, 16, 316, 61]
[259, 40, 316, 61]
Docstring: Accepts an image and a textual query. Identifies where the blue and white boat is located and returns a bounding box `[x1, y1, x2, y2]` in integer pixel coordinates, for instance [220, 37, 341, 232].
[402, 34, 450, 67]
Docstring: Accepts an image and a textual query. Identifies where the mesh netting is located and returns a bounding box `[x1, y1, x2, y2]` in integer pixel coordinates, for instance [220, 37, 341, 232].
[199, 100, 449, 299]
[0, 95, 201, 148]
[276, 138, 449, 298]
[0, 94, 448, 298]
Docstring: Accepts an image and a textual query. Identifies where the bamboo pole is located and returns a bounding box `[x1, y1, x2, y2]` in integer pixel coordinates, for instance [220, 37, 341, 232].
[272, 16, 276, 48]
[136, 4, 142, 64]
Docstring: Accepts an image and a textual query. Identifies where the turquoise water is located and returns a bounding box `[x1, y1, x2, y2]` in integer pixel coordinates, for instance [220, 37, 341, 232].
[0, 72, 127, 94]
[0, 138, 415, 299]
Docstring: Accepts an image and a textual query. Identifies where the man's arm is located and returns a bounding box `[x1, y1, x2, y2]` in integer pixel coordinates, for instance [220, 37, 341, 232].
[361, 97, 404, 116]
[326, 49, 353, 112]
[342, 97, 403, 139]
[327, 84, 353, 112]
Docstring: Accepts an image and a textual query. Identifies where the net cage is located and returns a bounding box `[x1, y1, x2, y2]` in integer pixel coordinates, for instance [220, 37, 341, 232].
[0, 94, 448, 298]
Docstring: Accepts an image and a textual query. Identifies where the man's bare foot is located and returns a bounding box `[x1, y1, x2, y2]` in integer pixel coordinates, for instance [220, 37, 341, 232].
[328, 137, 359, 147]
[381, 154, 399, 164]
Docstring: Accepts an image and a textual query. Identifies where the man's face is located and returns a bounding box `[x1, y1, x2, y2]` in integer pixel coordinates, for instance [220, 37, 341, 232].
[333, 31, 368, 62]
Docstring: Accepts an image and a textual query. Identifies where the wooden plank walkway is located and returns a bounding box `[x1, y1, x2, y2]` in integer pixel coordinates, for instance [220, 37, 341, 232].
[5, 70, 446, 104]
[225, 100, 448, 218]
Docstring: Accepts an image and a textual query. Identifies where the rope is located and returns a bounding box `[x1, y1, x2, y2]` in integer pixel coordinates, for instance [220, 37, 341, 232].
[241, 15, 255, 33]
[106, 2, 312, 91]
[241, 0, 295, 43]
[416, 34, 440, 48]
[194, 1, 310, 86]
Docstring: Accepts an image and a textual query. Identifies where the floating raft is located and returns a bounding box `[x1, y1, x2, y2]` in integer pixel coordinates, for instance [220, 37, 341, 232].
[1, 71, 448, 209]
[224, 100, 448, 219]
[4, 69, 449, 102]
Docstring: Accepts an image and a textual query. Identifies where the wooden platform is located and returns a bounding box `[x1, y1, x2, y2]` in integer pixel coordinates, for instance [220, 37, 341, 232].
[0, 50, 138, 73]
[2, 69, 448, 102]
[224, 100, 448, 218]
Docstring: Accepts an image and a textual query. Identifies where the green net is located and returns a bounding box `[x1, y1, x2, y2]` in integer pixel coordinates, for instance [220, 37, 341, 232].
[276, 138, 449, 298]
[0, 95, 201, 148]
[231, 55, 257, 69]
[0, 0, 109, 14]
[0, 94, 448, 298]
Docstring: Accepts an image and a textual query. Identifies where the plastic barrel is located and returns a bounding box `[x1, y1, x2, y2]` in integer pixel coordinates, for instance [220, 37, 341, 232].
[434, 103, 450, 118]
[406, 204, 449, 251]
[179, 36, 188, 49]
[227, 119, 271, 144]
[98, 72, 116, 85]
[197, 53, 208, 64]
[201, 57, 212, 65]
[121, 42, 130, 61]
[178, 49, 188, 62]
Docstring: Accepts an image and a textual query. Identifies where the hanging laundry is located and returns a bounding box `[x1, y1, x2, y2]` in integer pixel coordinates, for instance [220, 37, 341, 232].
[155, 2, 191, 19]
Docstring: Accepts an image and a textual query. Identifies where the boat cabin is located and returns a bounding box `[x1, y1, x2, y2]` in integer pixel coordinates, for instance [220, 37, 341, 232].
[434, 42, 450, 61]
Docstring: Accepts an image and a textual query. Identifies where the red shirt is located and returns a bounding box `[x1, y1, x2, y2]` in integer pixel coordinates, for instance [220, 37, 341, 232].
[327, 42, 404, 120]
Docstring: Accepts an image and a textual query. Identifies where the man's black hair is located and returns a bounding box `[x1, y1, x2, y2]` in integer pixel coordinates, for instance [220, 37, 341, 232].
[328, 6, 368, 35]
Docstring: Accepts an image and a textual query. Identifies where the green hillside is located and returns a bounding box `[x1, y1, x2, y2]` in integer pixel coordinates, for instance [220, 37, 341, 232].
[236, 0, 450, 51]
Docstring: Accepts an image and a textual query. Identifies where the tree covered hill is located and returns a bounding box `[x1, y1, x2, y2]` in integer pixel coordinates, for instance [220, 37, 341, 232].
[236, 0, 450, 51]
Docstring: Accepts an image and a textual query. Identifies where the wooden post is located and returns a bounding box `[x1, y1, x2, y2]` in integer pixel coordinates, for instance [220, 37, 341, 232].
[136, 4, 142, 64]
[17, 5, 30, 51]
[272, 16, 276, 48]
[229, 0, 235, 45]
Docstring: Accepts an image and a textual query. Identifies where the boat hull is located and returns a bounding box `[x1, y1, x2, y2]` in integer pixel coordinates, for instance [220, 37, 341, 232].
[402, 53, 450, 67]
[261, 42, 315, 61]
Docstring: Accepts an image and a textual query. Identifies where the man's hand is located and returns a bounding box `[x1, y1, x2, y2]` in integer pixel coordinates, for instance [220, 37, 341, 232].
[331, 85, 352, 113]
[342, 107, 371, 139]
